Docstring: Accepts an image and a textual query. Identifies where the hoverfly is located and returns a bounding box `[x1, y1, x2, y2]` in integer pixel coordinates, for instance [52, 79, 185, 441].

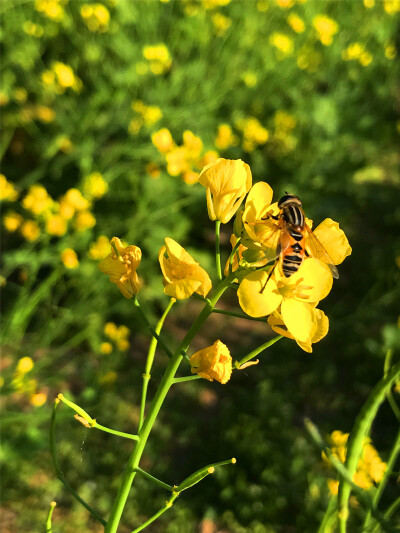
[246, 193, 339, 286]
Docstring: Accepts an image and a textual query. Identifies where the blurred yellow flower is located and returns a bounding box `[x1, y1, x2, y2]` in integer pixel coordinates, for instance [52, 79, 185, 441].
[83, 172, 108, 199]
[152, 128, 175, 153]
[190, 340, 232, 384]
[100, 342, 113, 354]
[104, 322, 118, 338]
[313, 15, 338, 46]
[75, 210, 96, 231]
[183, 130, 203, 160]
[202, 0, 231, 8]
[385, 44, 397, 59]
[21, 220, 40, 241]
[158, 237, 212, 300]
[3, 211, 23, 232]
[236, 117, 269, 152]
[31, 391, 47, 406]
[117, 339, 130, 351]
[199, 150, 219, 168]
[16, 356, 34, 374]
[166, 147, 190, 176]
[22, 185, 53, 215]
[57, 136, 73, 153]
[363, 0, 375, 6]
[46, 214, 67, 236]
[61, 248, 79, 269]
[23, 21, 44, 37]
[275, 110, 296, 132]
[132, 101, 163, 127]
[53, 62, 79, 89]
[215, 124, 238, 150]
[35, 0, 65, 21]
[277, 0, 295, 8]
[98, 237, 142, 298]
[270, 33, 294, 56]
[13, 88, 28, 103]
[359, 51, 373, 66]
[36, 106, 55, 123]
[212, 13, 232, 36]
[287, 13, 305, 33]
[80, 3, 110, 32]
[242, 71, 258, 88]
[199, 158, 252, 223]
[143, 44, 172, 74]
[0, 92, 9, 106]
[43, 62, 82, 93]
[89, 235, 111, 260]
[384, 0, 400, 14]
[0, 175, 19, 201]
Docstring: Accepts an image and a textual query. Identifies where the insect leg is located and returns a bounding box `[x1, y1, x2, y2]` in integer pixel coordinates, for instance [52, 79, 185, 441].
[259, 259, 278, 294]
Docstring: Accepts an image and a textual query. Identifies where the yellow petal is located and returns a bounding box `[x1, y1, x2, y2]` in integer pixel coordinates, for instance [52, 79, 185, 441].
[164, 237, 197, 265]
[313, 218, 352, 265]
[238, 270, 281, 317]
[243, 182, 274, 223]
[268, 312, 294, 339]
[311, 308, 329, 343]
[164, 278, 201, 300]
[278, 258, 333, 303]
[281, 299, 316, 344]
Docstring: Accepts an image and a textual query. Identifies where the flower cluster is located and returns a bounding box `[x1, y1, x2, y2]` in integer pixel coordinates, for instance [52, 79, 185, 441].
[312, 15, 339, 46]
[142, 44, 172, 75]
[42, 62, 82, 94]
[101, 322, 131, 353]
[12, 356, 48, 407]
[342, 43, 373, 67]
[235, 117, 269, 152]
[323, 430, 387, 494]
[80, 3, 110, 33]
[35, 0, 67, 22]
[129, 101, 163, 135]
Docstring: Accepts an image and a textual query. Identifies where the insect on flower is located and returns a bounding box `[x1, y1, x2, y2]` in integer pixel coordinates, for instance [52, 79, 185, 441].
[246, 193, 339, 289]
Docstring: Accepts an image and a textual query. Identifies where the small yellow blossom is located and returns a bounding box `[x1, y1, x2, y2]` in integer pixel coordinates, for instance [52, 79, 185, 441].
[166, 147, 190, 176]
[104, 322, 118, 338]
[360, 52, 373, 67]
[236, 117, 269, 152]
[23, 21, 44, 37]
[16, 356, 34, 374]
[276, 0, 295, 8]
[190, 340, 232, 384]
[384, 0, 400, 14]
[80, 4, 110, 32]
[22, 184, 53, 215]
[43, 62, 82, 93]
[182, 170, 199, 185]
[0, 92, 9, 106]
[242, 71, 258, 88]
[89, 235, 111, 260]
[53, 62, 79, 89]
[183, 130, 203, 160]
[98, 237, 142, 298]
[75, 210, 96, 231]
[143, 44, 172, 75]
[202, 0, 231, 8]
[83, 172, 108, 199]
[313, 15, 338, 46]
[21, 220, 40, 241]
[215, 124, 238, 150]
[3, 211, 23, 232]
[270, 32, 294, 56]
[13, 88, 28, 103]
[287, 13, 305, 33]
[46, 215, 67, 236]
[36, 106, 55, 123]
[275, 110, 296, 132]
[100, 342, 113, 354]
[212, 13, 232, 36]
[0, 175, 19, 201]
[117, 339, 130, 351]
[31, 392, 47, 406]
[62, 189, 89, 212]
[363, 0, 375, 6]
[35, 0, 65, 21]
[198, 158, 252, 224]
[199, 150, 219, 168]
[152, 128, 175, 153]
[385, 44, 397, 59]
[158, 238, 212, 300]
[61, 249, 79, 269]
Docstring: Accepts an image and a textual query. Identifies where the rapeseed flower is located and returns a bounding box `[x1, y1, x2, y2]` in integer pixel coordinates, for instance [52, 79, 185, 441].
[75, 210, 96, 231]
[198, 158, 252, 224]
[61, 249, 79, 269]
[35, 0, 66, 21]
[152, 128, 174, 153]
[236, 117, 269, 152]
[384, 0, 400, 14]
[16, 356, 34, 374]
[0, 175, 18, 201]
[36, 106, 55, 123]
[83, 172, 108, 199]
[22, 185, 53, 216]
[21, 220, 40, 241]
[287, 13, 305, 33]
[3, 211, 23, 232]
[270, 33, 294, 56]
[89, 235, 111, 260]
[212, 13, 232, 36]
[313, 15, 338, 46]
[143, 44, 172, 75]
[46, 214, 67, 236]
[215, 124, 238, 150]
[100, 342, 113, 355]
[80, 4, 110, 32]
[158, 238, 212, 299]
[190, 340, 232, 384]
[98, 237, 142, 298]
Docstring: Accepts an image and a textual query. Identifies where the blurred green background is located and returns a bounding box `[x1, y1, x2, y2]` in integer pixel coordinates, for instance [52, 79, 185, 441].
[1, 0, 399, 531]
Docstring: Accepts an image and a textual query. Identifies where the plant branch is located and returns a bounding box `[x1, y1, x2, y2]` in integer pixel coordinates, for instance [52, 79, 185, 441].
[234, 335, 283, 369]
[133, 297, 174, 359]
[215, 220, 222, 281]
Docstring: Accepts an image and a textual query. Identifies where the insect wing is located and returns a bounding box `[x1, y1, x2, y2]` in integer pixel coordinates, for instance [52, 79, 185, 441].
[304, 225, 339, 279]
[244, 217, 281, 263]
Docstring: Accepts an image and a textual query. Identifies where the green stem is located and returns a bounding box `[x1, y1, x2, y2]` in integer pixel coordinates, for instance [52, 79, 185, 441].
[46, 501, 57, 533]
[133, 298, 174, 359]
[50, 401, 106, 526]
[105, 274, 236, 533]
[385, 496, 400, 521]
[94, 422, 139, 441]
[173, 375, 203, 384]
[362, 427, 400, 530]
[215, 220, 222, 281]
[130, 492, 180, 533]
[212, 308, 269, 322]
[234, 335, 283, 369]
[133, 467, 174, 491]
[317, 496, 337, 533]
[138, 298, 176, 431]
[384, 349, 400, 423]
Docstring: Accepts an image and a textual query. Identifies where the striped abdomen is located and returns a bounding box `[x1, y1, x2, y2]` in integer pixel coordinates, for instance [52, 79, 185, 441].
[280, 218, 306, 277]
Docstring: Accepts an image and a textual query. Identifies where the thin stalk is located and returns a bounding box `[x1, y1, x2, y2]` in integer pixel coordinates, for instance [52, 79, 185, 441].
[317, 496, 337, 533]
[215, 220, 222, 281]
[362, 427, 400, 530]
[50, 401, 106, 526]
[384, 497, 400, 521]
[133, 298, 174, 359]
[133, 467, 174, 491]
[384, 349, 400, 423]
[173, 375, 203, 384]
[94, 423, 139, 441]
[213, 307, 269, 322]
[105, 273, 236, 533]
[46, 501, 57, 533]
[234, 335, 283, 369]
[138, 298, 176, 431]
[130, 492, 179, 533]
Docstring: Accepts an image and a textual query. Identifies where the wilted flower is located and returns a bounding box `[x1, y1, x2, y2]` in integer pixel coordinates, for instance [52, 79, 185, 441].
[190, 340, 232, 384]
[158, 238, 211, 299]
[98, 237, 142, 298]
[198, 158, 252, 224]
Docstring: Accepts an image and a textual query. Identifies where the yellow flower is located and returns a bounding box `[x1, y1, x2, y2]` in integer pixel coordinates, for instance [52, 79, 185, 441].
[183, 130, 203, 160]
[36, 106, 55, 123]
[384, 0, 400, 14]
[287, 13, 305, 33]
[158, 238, 212, 300]
[199, 150, 219, 168]
[143, 44, 172, 74]
[83, 172, 108, 199]
[80, 3, 110, 32]
[31, 391, 47, 406]
[35, 0, 65, 21]
[21, 220, 40, 241]
[100, 342, 113, 354]
[277, 0, 295, 8]
[198, 158, 252, 224]
[190, 340, 232, 384]
[274, 110, 296, 132]
[0, 175, 19, 201]
[152, 128, 175, 153]
[117, 339, 130, 351]
[61, 249, 79, 269]
[3, 211, 23, 232]
[312, 218, 352, 265]
[359, 52, 373, 67]
[75, 210, 96, 231]
[166, 147, 190, 176]
[385, 44, 397, 60]
[270, 32, 294, 56]
[53, 62, 79, 89]
[363, 0, 375, 6]
[16, 356, 34, 374]
[212, 13, 232, 36]
[215, 124, 238, 150]
[104, 322, 118, 338]
[46, 214, 67, 236]
[236, 117, 269, 152]
[23, 21, 44, 37]
[313, 15, 338, 46]
[98, 237, 142, 298]
[89, 235, 111, 260]
[145, 162, 161, 179]
[342, 42, 365, 61]
[182, 170, 199, 185]
[22, 185, 53, 216]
